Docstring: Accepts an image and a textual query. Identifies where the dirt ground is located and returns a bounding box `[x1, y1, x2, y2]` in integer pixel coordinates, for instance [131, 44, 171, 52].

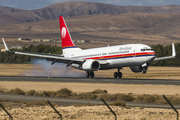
[0, 104, 178, 120]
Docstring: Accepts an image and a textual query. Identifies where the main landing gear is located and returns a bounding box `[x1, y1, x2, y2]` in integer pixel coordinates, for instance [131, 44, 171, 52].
[86, 71, 94, 78]
[114, 68, 122, 79]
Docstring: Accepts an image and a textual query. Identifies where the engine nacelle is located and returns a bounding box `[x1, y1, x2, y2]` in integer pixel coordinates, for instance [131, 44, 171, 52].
[82, 60, 100, 71]
[130, 65, 148, 73]
[130, 66, 143, 73]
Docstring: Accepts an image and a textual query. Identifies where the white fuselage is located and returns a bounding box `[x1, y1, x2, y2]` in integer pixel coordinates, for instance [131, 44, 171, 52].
[64, 44, 156, 70]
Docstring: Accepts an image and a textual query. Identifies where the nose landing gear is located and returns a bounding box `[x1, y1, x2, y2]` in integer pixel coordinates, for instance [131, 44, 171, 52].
[142, 67, 147, 74]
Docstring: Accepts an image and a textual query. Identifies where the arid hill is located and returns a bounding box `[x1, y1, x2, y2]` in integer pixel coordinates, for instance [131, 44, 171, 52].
[0, 6, 26, 13]
[1, 13, 180, 47]
[1, 1, 180, 24]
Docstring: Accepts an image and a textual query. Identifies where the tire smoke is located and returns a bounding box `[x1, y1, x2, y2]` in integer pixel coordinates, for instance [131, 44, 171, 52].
[26, 59, 85, 77]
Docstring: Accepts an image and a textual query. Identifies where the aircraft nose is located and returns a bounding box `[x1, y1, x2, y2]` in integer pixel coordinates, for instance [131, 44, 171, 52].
[153, 52, 156, 59]
[153, 52, 156, 57]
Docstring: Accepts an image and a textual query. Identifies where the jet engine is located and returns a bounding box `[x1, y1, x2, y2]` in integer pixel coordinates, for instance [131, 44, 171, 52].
[82, 60, 100, 71]
[130, 66, 142, 73]
[130, 65, 148, 73]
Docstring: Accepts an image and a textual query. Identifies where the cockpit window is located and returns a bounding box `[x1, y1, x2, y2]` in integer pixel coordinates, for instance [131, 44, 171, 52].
[141, 48, 154, 51]
[141, 49, 145, 51]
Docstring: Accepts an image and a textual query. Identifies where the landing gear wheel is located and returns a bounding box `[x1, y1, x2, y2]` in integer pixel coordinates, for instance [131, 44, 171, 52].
[86, 71, 90, 78]
[90, 71, 94, 78]
[86, 71, 94, 78]
[114, 72, 118, 78]
[118, 72, 122, 78]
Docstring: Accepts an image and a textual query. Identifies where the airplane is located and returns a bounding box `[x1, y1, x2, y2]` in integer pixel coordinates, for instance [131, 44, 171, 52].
[2, 16, 176, 78]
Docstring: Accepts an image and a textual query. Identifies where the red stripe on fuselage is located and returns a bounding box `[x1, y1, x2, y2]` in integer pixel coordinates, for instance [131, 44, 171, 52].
[83, 52, 155, 60]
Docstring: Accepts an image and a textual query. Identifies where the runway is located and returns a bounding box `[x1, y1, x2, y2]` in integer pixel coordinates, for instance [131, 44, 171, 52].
[0, 76, 180, 85]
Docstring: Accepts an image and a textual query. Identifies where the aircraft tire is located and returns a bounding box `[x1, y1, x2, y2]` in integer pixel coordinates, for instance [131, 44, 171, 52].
[90, 71, 94, 78]
[86, 71, 90, 78]
[118, 72, 122, 78]
[114, 72, 118, 78]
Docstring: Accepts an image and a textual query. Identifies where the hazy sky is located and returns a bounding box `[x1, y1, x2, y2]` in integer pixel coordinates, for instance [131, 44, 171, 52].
[0, 0, 180, 10]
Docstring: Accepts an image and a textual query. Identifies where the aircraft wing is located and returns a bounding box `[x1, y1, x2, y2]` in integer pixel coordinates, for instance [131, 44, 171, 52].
[154, 43, 176, 61]
[2, 38, 84, 66]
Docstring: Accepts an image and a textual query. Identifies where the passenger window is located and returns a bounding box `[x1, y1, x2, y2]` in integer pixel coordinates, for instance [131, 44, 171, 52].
[102, 53, 107, 55]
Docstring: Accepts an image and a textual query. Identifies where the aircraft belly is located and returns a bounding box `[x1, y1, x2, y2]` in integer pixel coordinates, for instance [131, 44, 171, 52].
[107, 56, 155, 68]
[108, 58, 129, 68]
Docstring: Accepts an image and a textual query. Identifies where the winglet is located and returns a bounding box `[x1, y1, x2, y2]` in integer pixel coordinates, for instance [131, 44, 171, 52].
[154, 43, 176, 61]
[172, 43, 176, 57]
[2, 38, 10, 51]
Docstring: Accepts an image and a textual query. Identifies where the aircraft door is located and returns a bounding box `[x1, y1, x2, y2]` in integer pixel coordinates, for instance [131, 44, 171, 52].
[133, 47, 136, 57]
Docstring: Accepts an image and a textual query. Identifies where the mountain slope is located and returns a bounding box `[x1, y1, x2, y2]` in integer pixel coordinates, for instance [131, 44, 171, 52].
[1, 1, 180, 25]
[1, 13, 180, 46]
[0, 6, 26, 13]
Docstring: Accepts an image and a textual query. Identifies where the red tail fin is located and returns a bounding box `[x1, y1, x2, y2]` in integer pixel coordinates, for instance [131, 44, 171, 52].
[59, 16, 81, 54]
[59, 16, 75, 49]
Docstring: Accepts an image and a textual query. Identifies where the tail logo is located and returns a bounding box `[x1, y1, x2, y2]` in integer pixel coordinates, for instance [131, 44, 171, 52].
[61, 27, 66, 39]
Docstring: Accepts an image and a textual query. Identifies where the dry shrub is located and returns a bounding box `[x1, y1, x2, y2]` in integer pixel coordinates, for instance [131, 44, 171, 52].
[70, 93, 77, 97]
[13, 100, 26, 104]
[34, 92, 40, 96]
[39, 91, 56, 97]
[99, 93, 134, 101]
[55, 93, 69, 98]
[116, 94, 135, 101]
[134, 94, 180, 105]
[99, 94, 117, 101]
[74, 103, 85, 107]
[135, 95, 155, 103]
[153, 95, 167, 104]
[172, 98, 180, 105]
[25, 90, 37, 96]
[92, 89, 107, 94]
[54, 88, 73, 98]
[4, 99, 9, 102]
[0, 90, 5, 93]
[111, 101, 126, 107]
[77, 92, 98, 99]
[135, 95, 143, 102]
[26, 100, 47, 107]
[57, 88, 72, 95]
[49, 92, 57, 97]
[6, 88, 25, 95]
[143, 95, 156, 103]
[155, 99, 167, 104]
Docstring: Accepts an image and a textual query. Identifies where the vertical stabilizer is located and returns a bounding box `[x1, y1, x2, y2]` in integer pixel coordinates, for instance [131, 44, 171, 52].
[59, 16, 81, 54]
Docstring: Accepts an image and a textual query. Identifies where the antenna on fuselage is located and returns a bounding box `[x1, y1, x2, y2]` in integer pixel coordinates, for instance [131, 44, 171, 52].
[140, 39, 142, 44]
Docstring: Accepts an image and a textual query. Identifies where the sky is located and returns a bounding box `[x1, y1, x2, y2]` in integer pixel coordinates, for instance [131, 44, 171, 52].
[0, 0, 180, 10]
